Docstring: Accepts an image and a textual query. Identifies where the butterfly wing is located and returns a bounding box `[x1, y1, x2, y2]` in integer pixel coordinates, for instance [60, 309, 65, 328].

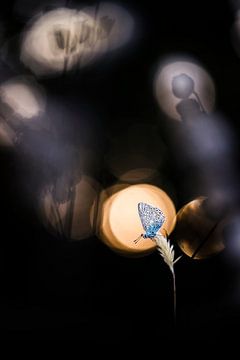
[138, 202, 165, 236]
[138, 202, 150, 232]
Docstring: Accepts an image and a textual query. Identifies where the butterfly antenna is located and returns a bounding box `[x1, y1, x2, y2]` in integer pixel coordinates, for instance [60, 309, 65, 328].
[133, 234, 143, 244]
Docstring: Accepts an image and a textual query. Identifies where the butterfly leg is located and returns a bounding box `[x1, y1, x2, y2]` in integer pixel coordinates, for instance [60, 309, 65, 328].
[133, 235, 143, 244]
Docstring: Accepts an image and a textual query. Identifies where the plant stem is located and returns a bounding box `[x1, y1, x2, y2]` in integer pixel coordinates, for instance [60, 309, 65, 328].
[172, 270, 176, 325]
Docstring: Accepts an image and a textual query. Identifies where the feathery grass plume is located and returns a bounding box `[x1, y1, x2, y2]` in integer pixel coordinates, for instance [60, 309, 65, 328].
[155, 233, 182, 322]
[155, 233, 175, 273]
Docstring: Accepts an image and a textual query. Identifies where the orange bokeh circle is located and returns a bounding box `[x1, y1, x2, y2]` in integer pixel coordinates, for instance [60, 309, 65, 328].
[98, 183, 176, 256]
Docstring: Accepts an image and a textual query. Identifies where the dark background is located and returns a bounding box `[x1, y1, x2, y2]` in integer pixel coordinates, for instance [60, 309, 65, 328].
[1, 0, 240, 347]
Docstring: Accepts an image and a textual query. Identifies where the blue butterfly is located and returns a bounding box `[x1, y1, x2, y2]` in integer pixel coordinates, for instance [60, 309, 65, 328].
[134, 202, 165, 244]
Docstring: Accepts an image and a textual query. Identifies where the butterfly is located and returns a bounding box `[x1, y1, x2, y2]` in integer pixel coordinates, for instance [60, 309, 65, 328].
[134, 202, 166, 244]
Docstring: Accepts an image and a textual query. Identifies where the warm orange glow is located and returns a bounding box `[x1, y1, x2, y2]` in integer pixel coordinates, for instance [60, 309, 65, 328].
[98, 184, 176, 256]
[119, 168, 158, 182]
[174, 197, 225, 259]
